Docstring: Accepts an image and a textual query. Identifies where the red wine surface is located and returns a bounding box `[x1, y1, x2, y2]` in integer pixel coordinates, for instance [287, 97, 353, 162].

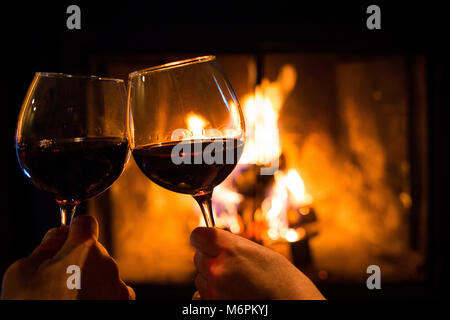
[17, 137, 129, 202]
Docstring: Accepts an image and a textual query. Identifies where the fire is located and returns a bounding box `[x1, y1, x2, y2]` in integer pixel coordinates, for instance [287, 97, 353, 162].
[184, 112, 244, 231]
[284, 228, 301, 242]
[261, 169, 312, 242]
[210, 64, 313, 243]
[210, 185, 242, 234]
[284, 169, 313, 207]
[186, 113, 207, 138]
[184, 65, 312, 244]
[263, 172, 288, 240]
[238, 64, 297, 164]
[239, 89, 281, 165]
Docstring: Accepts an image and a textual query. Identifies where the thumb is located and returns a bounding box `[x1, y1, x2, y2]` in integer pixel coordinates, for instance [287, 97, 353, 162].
[28, 226, 69, 267]
[66, 214, 99, 243]
[55, 215, 99, 257]
[190, 227, 236, 257]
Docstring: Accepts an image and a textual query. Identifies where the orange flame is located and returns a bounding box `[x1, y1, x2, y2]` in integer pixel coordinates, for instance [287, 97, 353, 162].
[186, 113, 207, 138]
[208, 64, 309, 243]
[263, 169, 312, 242]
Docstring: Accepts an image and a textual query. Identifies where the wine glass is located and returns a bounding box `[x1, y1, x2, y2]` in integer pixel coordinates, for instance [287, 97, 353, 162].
[16, 73, 130, 226]
[128, 56, 245, 227]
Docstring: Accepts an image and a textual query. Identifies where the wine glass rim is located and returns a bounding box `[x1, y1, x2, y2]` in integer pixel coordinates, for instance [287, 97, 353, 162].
[129, 55, 216, 77]
[36, 72, 124, 83]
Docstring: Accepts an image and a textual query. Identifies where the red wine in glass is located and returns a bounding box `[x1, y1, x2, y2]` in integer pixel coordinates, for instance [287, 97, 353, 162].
[133, 138, 244, 195]
[17, 137, 129, 204]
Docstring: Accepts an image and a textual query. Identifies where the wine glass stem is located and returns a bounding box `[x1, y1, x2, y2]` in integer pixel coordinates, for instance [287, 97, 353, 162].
[194, 192, 215, 228]
[58, 201, 78, 226]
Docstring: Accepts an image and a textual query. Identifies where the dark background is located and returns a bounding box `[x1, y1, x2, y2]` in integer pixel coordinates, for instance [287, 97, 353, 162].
[0, 1, 448, 299]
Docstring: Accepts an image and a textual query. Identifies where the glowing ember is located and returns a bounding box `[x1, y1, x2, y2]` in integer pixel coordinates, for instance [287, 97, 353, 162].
[261, 170, 311, 242]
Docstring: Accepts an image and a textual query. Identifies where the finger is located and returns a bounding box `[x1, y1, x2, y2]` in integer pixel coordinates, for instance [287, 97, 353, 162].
[28, 226, 69, 266]
[190, 227, 221, 257]
[61, 215, 99, 250]
[127, 285, 136, 300]
[195, 273, 209, 300]
[93, 238, 109, 256]
[193, 251, 215, 279]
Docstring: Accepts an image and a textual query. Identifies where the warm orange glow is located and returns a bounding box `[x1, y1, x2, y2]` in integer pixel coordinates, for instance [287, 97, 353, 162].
[285, 169, 313, 206]
[105, 57, 420, 285]
[239, 65, 296, 165]
[262, 170, 311, 242]
[262, 171, 288, 241]
[239, 88, 281, 165]
[229, 101, 242, 137]
[211, 185, 242, 233]
[399, 192, 412, 209]
[299, 207, 310, 216]
[212, 64, 309, 243]
[284, 228, 300, 242]
[285, 170, 306, 202]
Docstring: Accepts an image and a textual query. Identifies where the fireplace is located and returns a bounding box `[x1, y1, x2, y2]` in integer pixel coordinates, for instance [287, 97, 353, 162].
[86, 52, 428, 293]
[2, 2, 448, 303]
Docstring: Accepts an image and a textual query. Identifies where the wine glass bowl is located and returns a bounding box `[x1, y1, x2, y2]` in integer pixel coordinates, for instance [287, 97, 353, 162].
[128, 56, 245, 227]
[16, 72, 130, 226]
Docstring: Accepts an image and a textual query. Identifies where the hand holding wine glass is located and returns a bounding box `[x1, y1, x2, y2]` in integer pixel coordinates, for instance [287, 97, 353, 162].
[190, 227, 325, 300]
[1, 215, 135, 300]
[128, 56, 245, 227]
[16, 73, 130, 226]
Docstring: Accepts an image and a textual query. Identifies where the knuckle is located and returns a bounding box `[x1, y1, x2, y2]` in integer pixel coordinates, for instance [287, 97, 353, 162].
[81, 237, 98, 251]
[12, 257, 29, 268]
[3, 257, 28, 278]
[208, 267, 218, 278]
[116, 282, 132, 300]
[83, 239, 109, 257]
[213, 269, 228, 287]
[208, 262, 221, 278]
